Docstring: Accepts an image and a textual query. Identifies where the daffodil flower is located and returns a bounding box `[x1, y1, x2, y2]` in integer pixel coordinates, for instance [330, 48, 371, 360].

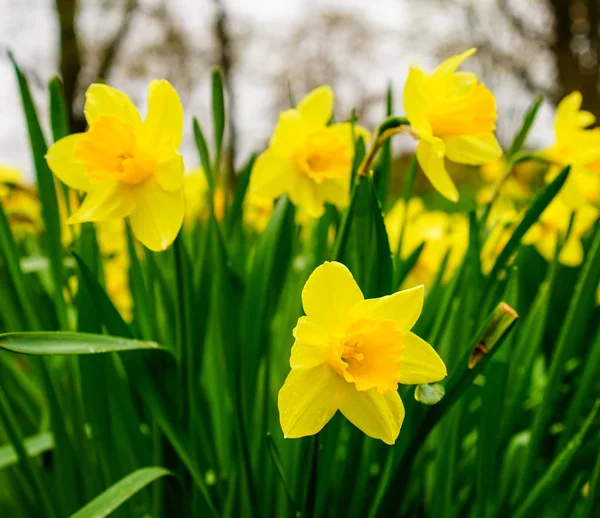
[544, 92, 600, 208]
[46, 81, 185, 251]
[278, 261, 446, 444]
[249, 86, 369, 219]
[403, 49, 502, 202]
[522, 197, 599, 266]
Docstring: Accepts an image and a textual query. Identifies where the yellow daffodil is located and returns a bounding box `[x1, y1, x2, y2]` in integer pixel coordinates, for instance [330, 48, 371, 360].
[544, 92, 600, 208]
[183, 168, 210, 228]
[249, 86, 370, 219]
[481, 197, 522, 274]
[522, 197, 599, 266]
[385, 199, 468, 287]
[243, 193, 274, 233]
[278, 261, 446, 444]
[0, 166, 42, 239]
[103, 256, 133, 321]
[46, 80, 185, 251]
[403, 49, 502, 202]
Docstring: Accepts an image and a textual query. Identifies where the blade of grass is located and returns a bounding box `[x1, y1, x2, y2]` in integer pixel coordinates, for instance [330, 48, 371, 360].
[0, 432, 54, 471]
[69, 467, 173, 518]
[10, 52, 66, 329]
[0, 331, 166, 355]
[0, 385, 58, 518]
[211, 67, 226, 172]
[513, 400, 600, 518]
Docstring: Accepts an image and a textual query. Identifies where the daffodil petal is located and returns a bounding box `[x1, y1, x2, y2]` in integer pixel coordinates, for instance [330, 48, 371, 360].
[320, 177, 351, 210]
[46, 134, 92, 191]
[84, 84, 142, 129]
[290, 317, 330, 369]
[416, 139, 459, 202]
[155, 153, 184, 191]
[338, 384, 404, 445]
[128, 178, 183, 251]
[444, 134, 502, 165]
[327, 122, 371, 148]
[351, 285, 424, 334]
[249, 148, 292, 200]
[67, 181, 135, 223]
[302, 261, 364, 333]
[431, 48, 476, 78]
[140, 80, 184, 159]
[270, 110, 312, 155]
[559, 237, 584, 267]
[403, 66, 432, 138]
[288, 175, 325, 219]
[398, 332, 447, 385]
[533, 231, 558, 262]
[278, 364, 339, 439]
[297, 86, 334, 127]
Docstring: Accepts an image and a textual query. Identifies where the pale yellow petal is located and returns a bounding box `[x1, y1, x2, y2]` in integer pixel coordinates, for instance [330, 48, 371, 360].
[84, 84, 142, 128]
[155, 153, 184, 191]
[327, 122, 371, 148]
[398, 332, 447, 385]
[288, 174, 325, 218]
[278, 364, 339, 439]
[297, 86, 334, 127]
[416, 139, 459, 202]
[270, 110, 313, 156]
[338, 383, 404, 445]
[67, 181, 135, 223]
[444, 134, 502, 165]
[403, 66, 432, 138]
[534, 231, 558, 262]
[351, 285, 424, 334]
[559, 237, 584, 267]
[128, 178, 184, 251]
[46, 134, 91, 191]
[290, 317, 330, 369]
[249, 148, 292, 200]
[431, 48, 476, 78]
[320, 177, 351, 210]
[302, 261, 364, 334]
[140, 80, 184, 158]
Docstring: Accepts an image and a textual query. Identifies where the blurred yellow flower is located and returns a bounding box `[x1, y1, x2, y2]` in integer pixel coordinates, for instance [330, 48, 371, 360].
[183, 168, 210, 228]
[46, 81, 185, 251]
[481, 197, 522, 274]
[479, 158, 534, 202]
[544, 92, 600, 208]
[249, 86, 369, 219]
[522, 197, 598, 266]
[103, 256, 133, 322]
[243, 193, 273, 233]
[0, 166, 42, 239]
[385, 198, 468, 287]
[278, 261, 446, 444]
[403, 49, 502, 202]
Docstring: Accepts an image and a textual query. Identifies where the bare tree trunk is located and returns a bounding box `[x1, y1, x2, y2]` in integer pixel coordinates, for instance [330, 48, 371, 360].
[548, 0, 600, 115]
[54, 0, 84, 132]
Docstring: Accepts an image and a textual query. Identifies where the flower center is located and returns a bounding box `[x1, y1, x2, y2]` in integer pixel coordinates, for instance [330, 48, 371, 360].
[75, 116, 155, 185]
[428, 83, 497, 137]
[329, 318, 404, 393]
[294, 129, 352, 183]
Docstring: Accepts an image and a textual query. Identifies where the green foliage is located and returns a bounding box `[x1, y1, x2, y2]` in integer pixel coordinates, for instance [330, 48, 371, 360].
[0, 58, 599, 518]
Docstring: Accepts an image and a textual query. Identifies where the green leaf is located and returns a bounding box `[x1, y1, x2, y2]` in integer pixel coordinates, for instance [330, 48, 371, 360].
[518, 226, 600, 494]
[211, 66, 226, 169]
[335, 175, 393, 297]
[48, 77, 69, 142]
[0, 331, 166, 356]
[0, 431, 54, 471]
[10, 52, 67, 329]
[193, 117, 215, 194]
[513, 400, 600, 518]
[227, 154, 254, 234]
[69, 467, 173, 518]
[485, 165, 569, 290]
[0, 386, 58, 518]
[508, 95, 543, 159]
